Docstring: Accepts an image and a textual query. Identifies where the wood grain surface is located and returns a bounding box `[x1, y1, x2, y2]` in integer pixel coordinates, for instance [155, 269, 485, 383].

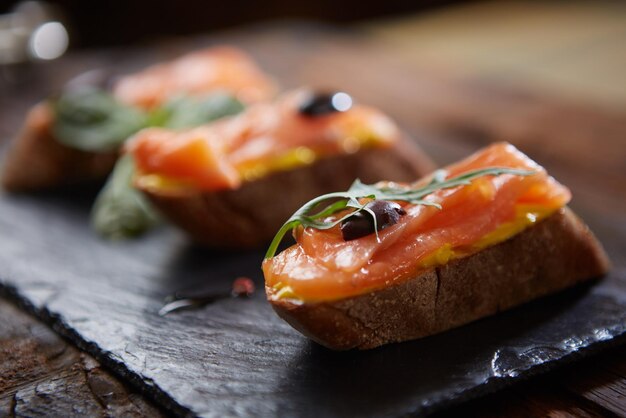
[0, 299, 164, 417]
[1, 2, 626, 416]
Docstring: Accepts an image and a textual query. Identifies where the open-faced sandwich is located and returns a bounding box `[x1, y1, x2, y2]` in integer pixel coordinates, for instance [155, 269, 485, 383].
[125, 89, 435, 248]
[1, 46, 276, 192]
[263, 142, 610, 350]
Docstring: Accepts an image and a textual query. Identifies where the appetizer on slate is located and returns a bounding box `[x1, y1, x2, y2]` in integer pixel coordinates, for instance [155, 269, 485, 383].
[126, 89, 434, 248]
[263, 142, 610, 350]
[1, 46, 276, 192]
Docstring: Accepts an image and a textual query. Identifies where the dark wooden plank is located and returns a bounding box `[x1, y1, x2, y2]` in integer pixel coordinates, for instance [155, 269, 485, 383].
[567, 373, 626, 416]
[0, 298, 165, 417]
[560, 353, 626, 416]
[448, 387, 615, 418]
[1, 24, 625, 417]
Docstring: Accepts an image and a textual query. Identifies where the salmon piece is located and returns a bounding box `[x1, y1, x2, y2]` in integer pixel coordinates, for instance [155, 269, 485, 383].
[264, 143, 572, 302]
[126, 90, 403, 194]
[124, 90, 434, 248]
[112, 47, 276, 109]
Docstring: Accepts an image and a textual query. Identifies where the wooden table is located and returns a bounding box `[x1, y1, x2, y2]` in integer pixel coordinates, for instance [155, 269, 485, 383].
[1, 2, 625, 416]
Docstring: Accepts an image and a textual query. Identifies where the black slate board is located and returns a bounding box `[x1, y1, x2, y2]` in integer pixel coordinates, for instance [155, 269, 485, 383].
[1, 180, 626, 417]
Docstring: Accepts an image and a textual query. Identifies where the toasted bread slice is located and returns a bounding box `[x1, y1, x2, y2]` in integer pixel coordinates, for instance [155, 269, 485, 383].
[1, 103, 117, 192]
[145, 135, 434, 248]
[271, 207, 609, 350]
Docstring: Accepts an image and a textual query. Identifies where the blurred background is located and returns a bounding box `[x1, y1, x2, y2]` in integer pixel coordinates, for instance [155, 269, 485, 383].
[1, 0, 625, 108]
[0, 0, 458, 47]
[1, 0, 624, 191]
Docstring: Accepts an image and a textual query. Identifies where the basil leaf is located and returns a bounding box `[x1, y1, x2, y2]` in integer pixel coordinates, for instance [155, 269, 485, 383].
[91, 155, 161, 239]
[52, 89, 148, 152]
[161, 93, 245, 129]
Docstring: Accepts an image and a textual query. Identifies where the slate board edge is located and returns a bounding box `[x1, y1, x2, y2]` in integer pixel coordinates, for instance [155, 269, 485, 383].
[2, 280, 626, 418]
[415, 328, 626, 417]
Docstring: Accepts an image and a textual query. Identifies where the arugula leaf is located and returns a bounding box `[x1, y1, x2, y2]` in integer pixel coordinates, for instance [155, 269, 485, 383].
[53, 88, 149, 152]
[91, 155, 161, 239]
[265, 167, 535, 259]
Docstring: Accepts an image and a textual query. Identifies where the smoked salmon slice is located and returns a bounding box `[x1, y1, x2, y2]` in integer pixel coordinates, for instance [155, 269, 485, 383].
[126, 90, 405, 194]
[112, 46, 276, 108]
[264, 142, 572, 302]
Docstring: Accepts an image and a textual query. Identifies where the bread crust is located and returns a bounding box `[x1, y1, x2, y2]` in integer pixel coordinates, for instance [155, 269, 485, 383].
[1, 103, 118, 192]
[143, 135, 435, 248]
[269, 207, 610, 350]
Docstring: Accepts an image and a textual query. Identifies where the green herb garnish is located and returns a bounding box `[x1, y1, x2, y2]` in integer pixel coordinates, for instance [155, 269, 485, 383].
[91, 155, 161, 239]
[53, 88, 149, 152]
[265, 167, 535, 259]
[90, 92, 245, 240]
[160, 93, 245, 129]
[52, 89, 246, 153]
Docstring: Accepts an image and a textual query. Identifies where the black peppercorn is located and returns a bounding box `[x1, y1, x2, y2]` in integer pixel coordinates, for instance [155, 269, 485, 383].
[341, 200, 406, 241]
[298, 91, 353, 116]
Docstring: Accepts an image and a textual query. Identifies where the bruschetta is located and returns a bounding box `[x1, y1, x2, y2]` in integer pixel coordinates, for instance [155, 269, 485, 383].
[1, 47, 276, 192]
[262, 142, 610, 350]
[125, 90, 435, 248]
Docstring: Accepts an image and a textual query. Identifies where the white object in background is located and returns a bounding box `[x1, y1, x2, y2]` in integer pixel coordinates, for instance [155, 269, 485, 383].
[29, 20, 68, 60]
[0, 1, 69, 65]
